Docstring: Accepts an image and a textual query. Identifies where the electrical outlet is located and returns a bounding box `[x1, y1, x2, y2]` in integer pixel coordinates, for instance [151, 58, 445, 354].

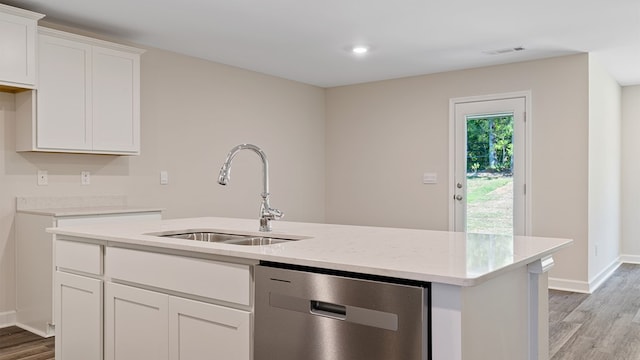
[37, 170, 48, 186]
[81, 171, 90, 185]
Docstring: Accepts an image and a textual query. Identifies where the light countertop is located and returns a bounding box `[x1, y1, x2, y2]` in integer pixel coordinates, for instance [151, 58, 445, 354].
[48, 217, 572, 287]
[18, 206, 164, 217]
[16, 195, 163, 217]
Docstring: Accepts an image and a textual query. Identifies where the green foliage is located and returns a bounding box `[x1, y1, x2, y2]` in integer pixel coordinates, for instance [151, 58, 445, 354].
[466, 115, 513, 173]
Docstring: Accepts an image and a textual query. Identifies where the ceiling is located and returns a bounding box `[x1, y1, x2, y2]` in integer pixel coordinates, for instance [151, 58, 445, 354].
[4, 0, 640, 87]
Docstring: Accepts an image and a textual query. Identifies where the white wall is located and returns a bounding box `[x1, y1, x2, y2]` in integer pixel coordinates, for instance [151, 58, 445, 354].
[622, 85, 640, 259]
[127, 47, 326, 222]
[587, 55, 621, 287]
[0, 41, 326, 316]
[588, 55, 622, 288]
[325, 54, 591, 287]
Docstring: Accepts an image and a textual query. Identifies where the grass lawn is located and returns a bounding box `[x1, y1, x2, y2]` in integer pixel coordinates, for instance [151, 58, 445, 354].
[466, 175, 513, 235]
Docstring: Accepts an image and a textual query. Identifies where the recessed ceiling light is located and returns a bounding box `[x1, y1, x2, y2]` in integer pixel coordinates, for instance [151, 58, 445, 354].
[351, 46, 369, 55]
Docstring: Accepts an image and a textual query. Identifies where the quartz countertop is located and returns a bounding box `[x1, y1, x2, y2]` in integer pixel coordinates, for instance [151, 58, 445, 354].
[16, 195, 163, 217]
[18, 206, 164, 217]
[47, 217, 572, 286]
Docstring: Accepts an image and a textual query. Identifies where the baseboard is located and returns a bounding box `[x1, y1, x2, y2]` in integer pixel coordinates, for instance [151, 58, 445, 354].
[0, 311, 16, 329]
[549, 277, 591, 293]
[549, 258, 622, 294]
[15, 322, 52, 338]
[588, 259, 622, 293]
[620, 254, 640, 264]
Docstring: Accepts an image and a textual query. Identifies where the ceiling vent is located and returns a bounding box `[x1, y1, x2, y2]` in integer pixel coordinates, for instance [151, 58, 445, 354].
[483, 47, 526, 55]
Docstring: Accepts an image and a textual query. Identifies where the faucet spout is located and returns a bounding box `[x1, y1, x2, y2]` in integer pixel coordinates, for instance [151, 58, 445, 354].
[217, 144, 283, 231]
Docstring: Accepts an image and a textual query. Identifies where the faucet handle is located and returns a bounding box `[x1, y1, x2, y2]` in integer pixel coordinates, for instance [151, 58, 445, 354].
[259, 207, 283, 232]
[266, 207, 284, 220]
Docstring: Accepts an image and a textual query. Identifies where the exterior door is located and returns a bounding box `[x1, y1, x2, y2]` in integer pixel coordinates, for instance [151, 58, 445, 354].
[452, 95, 528, 235]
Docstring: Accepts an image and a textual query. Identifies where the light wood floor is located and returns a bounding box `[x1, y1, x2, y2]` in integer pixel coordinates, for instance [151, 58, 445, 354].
[2, 264, 640, 359]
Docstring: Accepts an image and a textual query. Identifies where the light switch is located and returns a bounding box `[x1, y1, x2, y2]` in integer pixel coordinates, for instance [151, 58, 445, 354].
[422, 172, 437, 184]
[160, 171, 169, 185]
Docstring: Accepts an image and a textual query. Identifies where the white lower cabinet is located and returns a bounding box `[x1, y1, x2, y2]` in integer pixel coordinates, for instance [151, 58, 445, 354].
[105, 283, 168, 360]
[105, 282, 251, 360]
[169, 296, 251, 360]
[54, 239, 254, 360]
[55, 271, 103, 360]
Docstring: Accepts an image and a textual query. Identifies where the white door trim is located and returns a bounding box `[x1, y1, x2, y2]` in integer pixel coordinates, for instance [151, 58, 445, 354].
[448, 91, 532, 234]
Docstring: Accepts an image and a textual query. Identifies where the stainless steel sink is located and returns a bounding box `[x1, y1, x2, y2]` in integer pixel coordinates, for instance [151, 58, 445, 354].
[158, 231, 293, 246]
[164, 232, 248, 242]
[223, 237, 287, 246]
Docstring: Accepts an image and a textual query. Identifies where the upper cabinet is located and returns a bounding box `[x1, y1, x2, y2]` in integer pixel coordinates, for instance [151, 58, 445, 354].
[0, 4, 44, 90]
[16, 27, 145, 155]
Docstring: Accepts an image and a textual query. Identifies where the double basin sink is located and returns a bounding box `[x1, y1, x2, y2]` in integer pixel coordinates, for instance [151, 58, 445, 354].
[158, 231, 298, 246]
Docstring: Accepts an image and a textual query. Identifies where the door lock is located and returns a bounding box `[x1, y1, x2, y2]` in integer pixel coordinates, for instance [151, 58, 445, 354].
[454, 195, 463, 201]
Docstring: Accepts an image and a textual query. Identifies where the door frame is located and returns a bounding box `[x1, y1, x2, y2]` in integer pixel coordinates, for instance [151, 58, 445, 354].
[448, 91, 533, 235]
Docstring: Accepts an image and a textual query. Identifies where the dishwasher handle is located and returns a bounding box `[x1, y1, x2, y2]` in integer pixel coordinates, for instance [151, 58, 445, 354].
[310, 300, 347, 320]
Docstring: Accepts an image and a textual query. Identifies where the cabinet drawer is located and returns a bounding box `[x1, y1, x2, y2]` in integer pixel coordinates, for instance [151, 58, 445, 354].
[106, 247, 251, 306]
[56, 240, 102, 275]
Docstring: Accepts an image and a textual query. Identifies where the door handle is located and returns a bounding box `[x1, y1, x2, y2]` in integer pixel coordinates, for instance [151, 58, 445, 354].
[454, 195, 463, 201]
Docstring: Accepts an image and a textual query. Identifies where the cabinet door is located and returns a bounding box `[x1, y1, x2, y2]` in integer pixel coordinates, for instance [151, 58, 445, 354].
[55, 271, 103, 360]
[0, 10, 38, 86]
[169, 296, 251, 360]
[105, 283, 169, 360]
[38, 34, 92, 150]
[92, 46, 140, 153]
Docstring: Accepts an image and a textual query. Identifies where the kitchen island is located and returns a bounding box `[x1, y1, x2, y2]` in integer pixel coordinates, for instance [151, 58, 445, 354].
[48, 217, 571, 360]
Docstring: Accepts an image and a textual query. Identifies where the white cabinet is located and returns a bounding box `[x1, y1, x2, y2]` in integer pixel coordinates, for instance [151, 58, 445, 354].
[0, 4, 43, 89]
[16, 209, 162, 337]
[105, 283, 168, 360]
[105, 248, 252, 360]
[36, 34, 92, 151]
[54, 239, 104, 360]
[52, 234, 254, 360]
[55, 271, 103, 360]
[169, 296, 251, 360]
[16, 27, 144, 154]
[105, 283, 251, 360]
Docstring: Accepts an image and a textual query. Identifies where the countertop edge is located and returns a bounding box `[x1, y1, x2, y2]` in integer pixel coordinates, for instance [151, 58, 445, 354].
[19, 207, 164, 217]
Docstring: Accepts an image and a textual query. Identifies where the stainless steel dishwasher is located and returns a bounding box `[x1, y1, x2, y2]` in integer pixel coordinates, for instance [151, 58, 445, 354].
[255, 262, 431, 360]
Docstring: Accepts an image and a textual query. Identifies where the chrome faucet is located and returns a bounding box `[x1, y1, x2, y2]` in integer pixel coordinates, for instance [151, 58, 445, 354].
[218, 144, 283, 232]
